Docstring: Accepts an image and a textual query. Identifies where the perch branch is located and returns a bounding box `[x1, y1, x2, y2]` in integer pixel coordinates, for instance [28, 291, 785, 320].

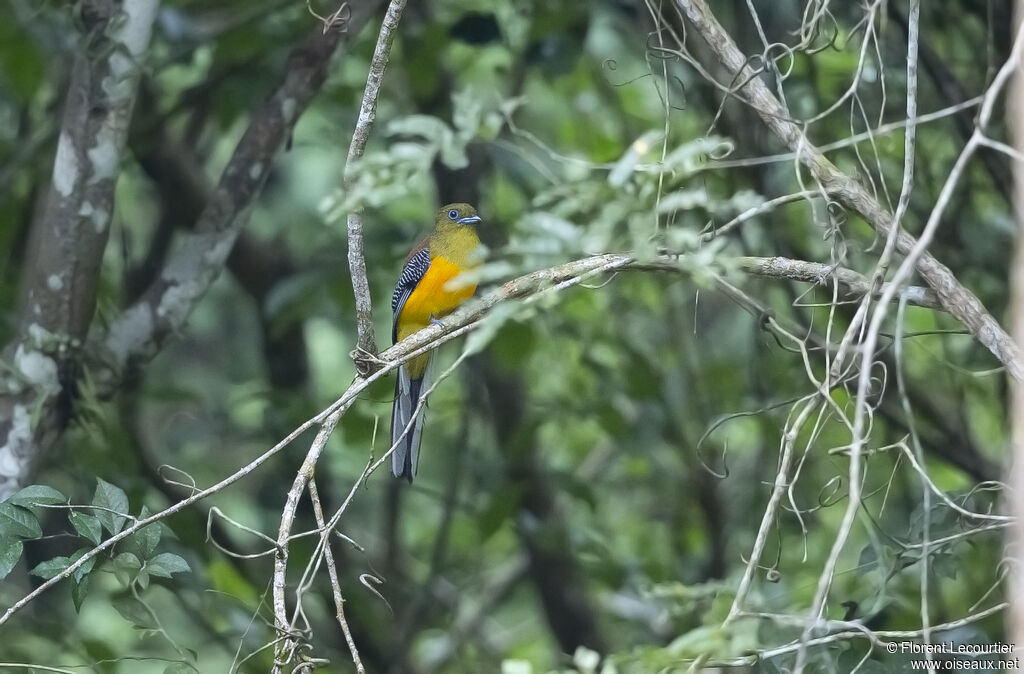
[344, 0, 409, 367]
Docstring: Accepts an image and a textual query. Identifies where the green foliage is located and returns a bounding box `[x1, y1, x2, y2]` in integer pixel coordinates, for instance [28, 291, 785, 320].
[69, 511, 102, 546]
[8, 484, 65, 508]
[144, 553, 191, 580]
[0, 0, 1017, 671]
[0, 539, 22, 581]
[2, 477, 189, 624]
[91, 478, 129, 535]
[0, 501, 42, 540]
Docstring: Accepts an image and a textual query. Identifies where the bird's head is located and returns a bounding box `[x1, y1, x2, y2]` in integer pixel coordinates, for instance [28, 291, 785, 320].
[437, 202, 481, 227]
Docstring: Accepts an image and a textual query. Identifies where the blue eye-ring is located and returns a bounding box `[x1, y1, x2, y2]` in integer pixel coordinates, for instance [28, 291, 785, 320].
[448, 209, 458, 220]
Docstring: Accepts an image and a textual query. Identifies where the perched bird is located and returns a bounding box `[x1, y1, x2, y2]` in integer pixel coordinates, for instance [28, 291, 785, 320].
[390, 203, 485, 482]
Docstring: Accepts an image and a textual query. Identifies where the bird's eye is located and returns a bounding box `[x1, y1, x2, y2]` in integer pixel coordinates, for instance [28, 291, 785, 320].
[448, 209, 458, 220]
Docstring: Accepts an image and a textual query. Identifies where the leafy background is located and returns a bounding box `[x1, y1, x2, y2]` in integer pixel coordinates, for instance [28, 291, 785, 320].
[0, 0, 1016, 672]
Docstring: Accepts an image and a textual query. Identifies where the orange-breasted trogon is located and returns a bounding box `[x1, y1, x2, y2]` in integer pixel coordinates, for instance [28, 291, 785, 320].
[390, 203, 484, 482]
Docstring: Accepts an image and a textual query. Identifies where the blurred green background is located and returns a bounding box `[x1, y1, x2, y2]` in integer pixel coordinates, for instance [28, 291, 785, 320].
[0, 0, 1016, 672]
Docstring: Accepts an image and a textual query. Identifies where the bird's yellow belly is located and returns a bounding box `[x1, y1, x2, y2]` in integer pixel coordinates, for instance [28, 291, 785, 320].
[396, 256, 477, 342]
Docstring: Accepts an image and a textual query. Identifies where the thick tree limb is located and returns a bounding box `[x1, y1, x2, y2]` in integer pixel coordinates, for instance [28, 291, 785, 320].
[0, 0, 160, 499]
[130, 101, 311, 391]
[674, 0, 1024, 381]
[344, 0, 408, 369]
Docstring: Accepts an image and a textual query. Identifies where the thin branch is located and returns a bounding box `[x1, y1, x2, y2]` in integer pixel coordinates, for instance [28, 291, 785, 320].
[271, 409, 344, 669]
[717, 602, 1008, 667]
[726, 394, 821, 623]
[702, 190, 822, 242]
[344, 0, 409, 367]
[830, 0, 922, 388]
[674, 0, 1024, 381]
[707, 97, 985, 170]
[731, 257, 941, 310]
[308, 478, 364, 674]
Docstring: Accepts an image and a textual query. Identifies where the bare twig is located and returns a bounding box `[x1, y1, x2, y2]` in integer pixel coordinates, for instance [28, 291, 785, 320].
[732, 257, 940, 310]
[702, 190, 821, 242]
[308, 479, 364, 673]
[829, 0, 922, 387]
[271, 409, 344, 670]
[726, 394, 821, 622]
[717, 602, 1008, 667]
[344, 0, 409, 367]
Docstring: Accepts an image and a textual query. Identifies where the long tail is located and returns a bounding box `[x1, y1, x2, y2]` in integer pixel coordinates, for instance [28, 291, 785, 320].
[391, 363, 429, 482]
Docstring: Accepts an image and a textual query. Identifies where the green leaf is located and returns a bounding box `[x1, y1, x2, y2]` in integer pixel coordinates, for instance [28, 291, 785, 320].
[30, 555, 72, 580]
[92, 478, 129, 535]
[857, 545, 879, 575]
[123, 506, 160, 559]
[72, 573, 90, 613]
[145, 552, 190, 578]
[0, 502, 42, 539]
[111, 596, 157, 630]
[8, 484, 65, 508]
[80, 638, 117, 664]
[111, 552, 142, 586]
[69, 511, 103, 546]
[0, 537, 23, 580]
[69, 548, 96, 584]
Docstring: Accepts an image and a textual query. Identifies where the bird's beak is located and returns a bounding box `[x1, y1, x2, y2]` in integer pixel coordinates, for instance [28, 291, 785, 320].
[457, 215, 481, 224]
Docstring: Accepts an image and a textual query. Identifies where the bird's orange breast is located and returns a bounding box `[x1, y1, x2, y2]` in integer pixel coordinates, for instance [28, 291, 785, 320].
[395, 256, 477, 342]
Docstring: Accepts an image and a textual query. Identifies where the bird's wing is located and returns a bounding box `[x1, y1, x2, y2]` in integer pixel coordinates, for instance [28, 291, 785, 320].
[391, 245, 431, 343]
